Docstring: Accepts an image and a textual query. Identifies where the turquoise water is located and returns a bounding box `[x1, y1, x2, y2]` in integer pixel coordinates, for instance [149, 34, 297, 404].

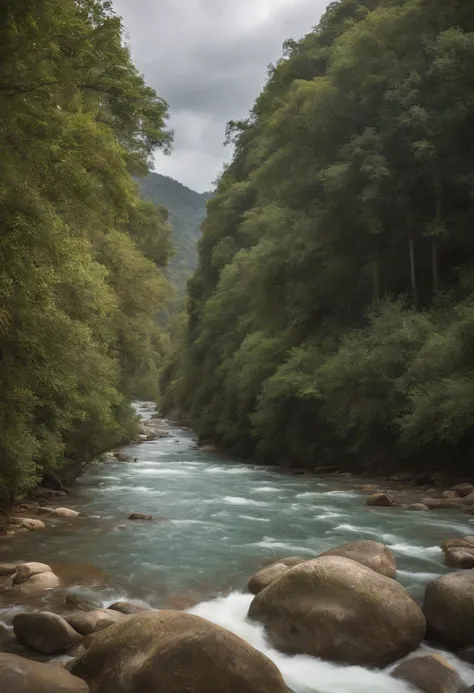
[1, 402, 474, 692]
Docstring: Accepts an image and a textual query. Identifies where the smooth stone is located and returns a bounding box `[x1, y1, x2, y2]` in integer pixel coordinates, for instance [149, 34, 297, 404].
[0, 652, 89, 692]
[13, 612, 82, 655]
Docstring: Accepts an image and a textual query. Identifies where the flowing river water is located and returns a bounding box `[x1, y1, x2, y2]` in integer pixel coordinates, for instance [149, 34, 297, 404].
[2, 402, 474, 692]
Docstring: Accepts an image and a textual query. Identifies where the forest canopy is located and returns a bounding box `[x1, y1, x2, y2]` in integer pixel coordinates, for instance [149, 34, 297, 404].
[0, 0, 173, 505]
[161, 0, 474, 474]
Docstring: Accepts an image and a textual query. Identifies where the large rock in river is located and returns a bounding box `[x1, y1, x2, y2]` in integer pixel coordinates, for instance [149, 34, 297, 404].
[248, 556, 425, 667]
[424, 571, 474, 647]
[13, 611, 82, 654]
[70, 610, 288, 693]
[318, 540, 396, 578]
[391, 653, 463, 693]
[248, 557, 307, 595]
[0, 653, 89, 693]
[64, 609, 125, 635]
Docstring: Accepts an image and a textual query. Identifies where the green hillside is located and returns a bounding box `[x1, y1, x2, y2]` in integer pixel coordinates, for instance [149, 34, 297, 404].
[139, 173, 211, 293]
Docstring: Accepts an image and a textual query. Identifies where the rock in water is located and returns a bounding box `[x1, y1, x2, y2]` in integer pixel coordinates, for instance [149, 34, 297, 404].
[365, 492, 398, 507]
[0, 653, 89, 693]
[248, 556, 425, 667]
[317, 540, 396, 578]
[64, 609, 125, 635]
[441, 536, 474, 551]
[108, 601, 151, 615]
[13, 562, 52, 585]
[51, 507, 80, 517]
[128, 512, 156, 521]
[70, 610, 288, 693]
[444, 548, 474, 569]
[13, 612, 82, 654]
[424, 572, 474, 647]
[391, 654, 463, 693]
[248, 557, 307, 595]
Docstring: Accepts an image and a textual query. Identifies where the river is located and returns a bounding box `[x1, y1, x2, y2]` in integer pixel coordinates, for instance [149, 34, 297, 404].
[1, 402, 474, 692]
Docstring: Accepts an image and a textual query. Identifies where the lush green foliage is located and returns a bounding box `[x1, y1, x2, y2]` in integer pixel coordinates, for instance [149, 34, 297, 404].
[0, 0, 172, 505]
[139, 173, 211, 294]
[162, 0, 474, 474]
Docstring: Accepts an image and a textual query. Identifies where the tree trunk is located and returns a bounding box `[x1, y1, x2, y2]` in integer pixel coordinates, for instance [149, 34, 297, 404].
[432, 184, 442, 294]
[409, 232, 419, 310]
[432, 235, 440, 294]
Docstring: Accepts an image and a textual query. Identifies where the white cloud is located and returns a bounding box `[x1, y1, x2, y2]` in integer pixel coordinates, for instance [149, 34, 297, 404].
[113, 0, 329, 192]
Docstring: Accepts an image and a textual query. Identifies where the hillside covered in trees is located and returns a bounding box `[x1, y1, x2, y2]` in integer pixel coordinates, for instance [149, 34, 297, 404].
[0, 0, 172, 506]
[139, 173, 211, 294]
[161, 0, 474, 475]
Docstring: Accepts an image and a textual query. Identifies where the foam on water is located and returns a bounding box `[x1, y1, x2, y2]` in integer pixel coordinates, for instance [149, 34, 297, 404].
[239, 515, 271, 522]
[189, 592, 415, 693]
[223, 496, 268, 506]
[251, 539, 315, 554]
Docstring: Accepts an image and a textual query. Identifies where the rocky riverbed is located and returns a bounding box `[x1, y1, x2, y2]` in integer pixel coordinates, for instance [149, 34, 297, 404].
[2, 402, 474, 693]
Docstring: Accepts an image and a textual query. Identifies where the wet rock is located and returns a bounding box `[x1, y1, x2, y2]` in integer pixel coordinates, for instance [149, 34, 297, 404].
[13, 562, 52, 585]
[13, 611, 82, 655]
[461, 492, 474, 505]
[420, 498, 465, 510]
[70, 610, 288, 693]
[65, 594, 102, 612]
[444, 548, 474, 569]
[128, 512, 156, 521]
[458, 645, 474, 666]
[409, 503, 430, 511]
[64, 609, 125, 635]
[318, 540, 396, 578]
[200, 444, 219, 452]
[424, 571, 474, 647]
[108, 601, 152, 615]
[390, 472, 415, 483]
[431, 472, 452, 488]
[113, 452, 131, 462]
[13, 571, 60, 594]
[391, 653, 463, 693]
[248, 557, 307, 595]
[365, 492, 398, 507]
[8, 517, 46, 530]
[248, 556, 425, 667]
[314, 465, 338, 474]
[0, 652, 89, 693]
[50, 507, 80, 518]
[441, 536, 474, 551]
[451, 482, 474, 498]
[441, 490, 458, 500]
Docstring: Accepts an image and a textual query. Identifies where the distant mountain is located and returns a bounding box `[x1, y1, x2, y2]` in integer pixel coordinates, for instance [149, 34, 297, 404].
[138, 173, 211, 293]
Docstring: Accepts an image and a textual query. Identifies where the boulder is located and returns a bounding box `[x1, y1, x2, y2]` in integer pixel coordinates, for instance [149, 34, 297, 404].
[409, 503, 430, 511]
[13, 562, 52, 585]
[441, 491, 458, 500]
[441, 536, 474, 551]
[452, 482, 474, 498]
[420, 498, 465, 510]
[444, 548, 474, 569]
[424, 572, 474, 647]
[66, 594, 102, 612]
[128, 512, 155, 521]
[392, 654, 463, 693]
[113, 453, 130, 462]
[64, 609, 125, 635]
[248, 557, 307, 595]
[13, 570, 60, 594]
[248, 556, 426, 667]
[365, 493, 398, 507]
[108, 601, 152, 615]
[13, 611, 82, 654]
[51, 507, 80, 518]
[9, 517, 45, 530]
[318, 540, 396, 578]
[200, 444, 219, 453]
[460, 492, 474, 505]
[70, 610, 288, 693]
[0, 653, 89, 693]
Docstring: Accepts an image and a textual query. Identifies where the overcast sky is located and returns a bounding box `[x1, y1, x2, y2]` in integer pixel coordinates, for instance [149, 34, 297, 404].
[113, 0, 329, 192]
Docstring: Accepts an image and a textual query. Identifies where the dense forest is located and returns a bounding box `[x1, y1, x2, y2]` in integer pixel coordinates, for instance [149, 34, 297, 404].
[0, 0, 173, 506]
[161, 0, 474, 474]
[139, 173, 211, 294]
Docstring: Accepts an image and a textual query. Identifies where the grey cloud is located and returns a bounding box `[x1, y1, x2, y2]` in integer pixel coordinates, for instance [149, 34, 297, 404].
[113, 0, 329, 191]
